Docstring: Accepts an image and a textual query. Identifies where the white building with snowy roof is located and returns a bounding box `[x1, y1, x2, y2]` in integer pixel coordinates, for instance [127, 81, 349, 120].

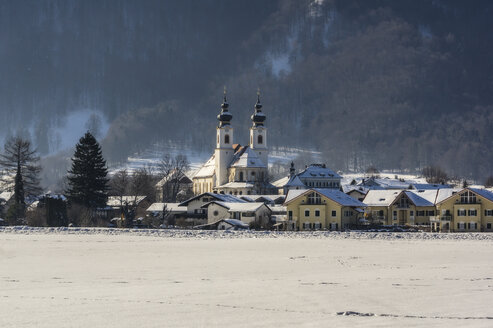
[275, 162, 343, 195]
[192, 91, 276, 196]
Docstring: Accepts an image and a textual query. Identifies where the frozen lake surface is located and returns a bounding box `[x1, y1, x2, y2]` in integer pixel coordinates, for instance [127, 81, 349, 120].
[1, 228, 493, 327]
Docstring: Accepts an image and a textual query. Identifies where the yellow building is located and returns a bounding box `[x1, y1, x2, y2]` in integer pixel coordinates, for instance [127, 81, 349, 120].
[283, 188, 366, 231]
[435, 188, 493, 232]
[363, 190, 438, 226]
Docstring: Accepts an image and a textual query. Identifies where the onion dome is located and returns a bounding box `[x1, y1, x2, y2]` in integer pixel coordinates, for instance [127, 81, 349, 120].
[251, 91, 266, 127]
[217, 91, 232, 127]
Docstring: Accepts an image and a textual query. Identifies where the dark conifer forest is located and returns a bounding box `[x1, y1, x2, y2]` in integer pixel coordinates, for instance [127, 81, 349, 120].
[1, 0, 492, 179]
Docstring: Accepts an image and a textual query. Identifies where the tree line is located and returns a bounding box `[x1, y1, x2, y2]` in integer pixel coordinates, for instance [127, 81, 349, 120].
[0, 132, 190, 227]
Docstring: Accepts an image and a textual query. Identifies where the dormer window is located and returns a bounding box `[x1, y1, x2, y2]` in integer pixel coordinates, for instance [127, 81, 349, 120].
[460, 190, 476, 204]
[307, 192, 321, 205]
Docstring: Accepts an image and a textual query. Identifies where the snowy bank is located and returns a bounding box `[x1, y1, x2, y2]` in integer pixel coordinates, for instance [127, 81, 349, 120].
[1, 226, 493, 241]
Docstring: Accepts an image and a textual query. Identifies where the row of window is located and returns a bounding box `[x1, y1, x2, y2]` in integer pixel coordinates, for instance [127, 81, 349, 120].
[301, 222, 339, 230]
[302, 222, 322, 230]
[457, 222, 478, 230]
[415, 210, 435, 217]
[303, 209, 338, 217]
[298, 209, 354, 218]
[304, 181, 340, 188]
[220, 134, 264, 145]
[457, 209, 477, 216]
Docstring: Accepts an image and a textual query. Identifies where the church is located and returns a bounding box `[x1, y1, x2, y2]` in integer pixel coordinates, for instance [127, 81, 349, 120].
[192, 91, 276, 196]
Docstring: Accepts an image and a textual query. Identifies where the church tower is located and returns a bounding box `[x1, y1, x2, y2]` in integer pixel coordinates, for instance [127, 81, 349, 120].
[249, 90, 268, 166]
[215, 90, 234, 188]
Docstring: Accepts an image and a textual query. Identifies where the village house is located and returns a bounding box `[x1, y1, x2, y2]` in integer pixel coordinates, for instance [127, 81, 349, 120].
[202, 201, 272, 228]
[283, 188, 366, 231]
[177, 192, 246, 226]
[435, 188, 493, 232]
[275, 163, 342, 195]
[102, 196, 151, 220]
[155, 172, 192, 202]
[363, 190, 438, 226]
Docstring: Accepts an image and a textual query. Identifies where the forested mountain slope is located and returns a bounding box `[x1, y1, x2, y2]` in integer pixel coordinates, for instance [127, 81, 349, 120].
[1, 0, 492, 179]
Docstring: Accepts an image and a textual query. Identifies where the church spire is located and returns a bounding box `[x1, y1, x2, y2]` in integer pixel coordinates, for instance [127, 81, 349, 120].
[217, 86, 232, 127]
[251, 88, 266, 127]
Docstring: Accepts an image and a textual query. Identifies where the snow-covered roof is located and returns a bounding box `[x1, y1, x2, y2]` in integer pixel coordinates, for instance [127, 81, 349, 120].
[402, 191, 434, 207]
[204, 201, 269, 213]
[107, 196, 147, 207]
[271, 176, 290, 188]
[146, 202, 186, 213]
[284, 188, 366, 207]
[285, 175, 305, 187]
[179, 192, 246, 206]
[360, 177, 412, 189]
[243, 195, 285, 203]
[342, 185, 369, 195]
[229, 147, 266, 168]
[193, 155, 216, 178]
[411, 183, 451, 190]
[155, 172, 191, 187]
[222, 218, 249, 228]
[268, 204, 286, 213]
[363, 190, 402, 206]
[365, 189, 449, 207]
[469, 188, 493, 202]
[296, 164, 342, 179]
[217, 182, 255, 189]
[0, 191, 14, 202]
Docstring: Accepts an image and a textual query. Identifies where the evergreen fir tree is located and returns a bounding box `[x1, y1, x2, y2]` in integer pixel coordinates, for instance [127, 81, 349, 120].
[67, 132, 109, 208]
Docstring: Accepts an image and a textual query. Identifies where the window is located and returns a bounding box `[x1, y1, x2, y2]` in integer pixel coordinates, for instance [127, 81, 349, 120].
[239, 172, 244, 182]
[378, 210, 384, 216]
[213, 210, 219, 216]
[457, 209, 466, 216]
[460, 190, 476, 204]
[468, 209, 477, 216]
[288, 211, 293, 220]
[487, 223, 492, 229]
[458, 222, 465, 230]
[258, 135, 263, 144]
[417, 211, 425, 216]
[307, 192, 321, 205]
[305, 210, 310, 217]
[426, 210, 435, 216]
[399, 197, 409, 208]
[224, 134, 230, 144]
[331, 210, 336, 217]
[410, 211, 414, 217]
[485, 209, 493, 216]
[344, 210, 353, 217]
[315, 210, 320, 217]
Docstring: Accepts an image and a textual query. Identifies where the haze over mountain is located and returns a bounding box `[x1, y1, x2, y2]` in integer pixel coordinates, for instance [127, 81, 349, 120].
[1, 0, 492, 180]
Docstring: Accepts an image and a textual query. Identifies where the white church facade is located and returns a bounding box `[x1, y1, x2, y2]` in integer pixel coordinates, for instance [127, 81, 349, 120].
[192, 92, 275, 196]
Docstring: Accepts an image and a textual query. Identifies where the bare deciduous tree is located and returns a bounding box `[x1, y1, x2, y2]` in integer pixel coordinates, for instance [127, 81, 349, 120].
[0, 137, 41, 221]
[157, 154, 190, 202]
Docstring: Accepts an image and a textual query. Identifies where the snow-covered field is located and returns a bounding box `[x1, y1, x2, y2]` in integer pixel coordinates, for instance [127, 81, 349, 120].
[1, 228, 493, 327]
